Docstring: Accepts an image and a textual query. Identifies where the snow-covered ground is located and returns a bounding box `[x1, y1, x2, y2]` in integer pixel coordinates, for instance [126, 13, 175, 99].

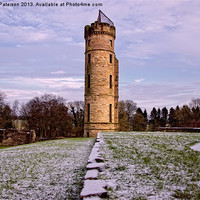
[100, 132, 200, 200]
[0, 138, 95, 200]
[191, 143, 200, 152]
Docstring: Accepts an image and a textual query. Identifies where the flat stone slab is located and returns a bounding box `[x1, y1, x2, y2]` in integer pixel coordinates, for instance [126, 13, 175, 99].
[88, 148, 101, 163]
[90, 148, 100, 155]
[80, 180, 107, 198]
[87, 163, 105, 172]
[83, 197, 101, 200]
[93, 143, 101, 148]
[88, 156, 104, 164]
[85, 169, 99, 179]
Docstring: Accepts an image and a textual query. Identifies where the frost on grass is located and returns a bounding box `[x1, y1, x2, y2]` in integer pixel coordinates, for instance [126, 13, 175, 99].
[0, 138, 95, 200]
[191, 142, 200, 152]
[100, 132, 200, 200]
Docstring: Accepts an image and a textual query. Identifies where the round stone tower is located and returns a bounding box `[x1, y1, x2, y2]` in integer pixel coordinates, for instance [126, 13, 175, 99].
[84, 10, 119, 137]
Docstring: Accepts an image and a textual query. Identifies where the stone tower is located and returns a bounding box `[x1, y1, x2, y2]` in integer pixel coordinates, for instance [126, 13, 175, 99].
[84, 10, 119, 137]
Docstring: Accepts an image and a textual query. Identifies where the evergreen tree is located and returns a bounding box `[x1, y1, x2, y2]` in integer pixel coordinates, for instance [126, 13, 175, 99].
[0, 91, 12, 129]
[136, 107, 143, 115]
[157, 108, 161, 126]
[150, 107, 157, 121]
[168, 107, 175, 126]
[160, 107, 168, 127]
[181, 105, 192, 126]
[0, 105, 12, 129]
[143, 109, 148, 123]
[149, 107, 158, 131]
[191, 106, 200, 127]
[132, 113, 147, 131]
[174, 105, 181, 126]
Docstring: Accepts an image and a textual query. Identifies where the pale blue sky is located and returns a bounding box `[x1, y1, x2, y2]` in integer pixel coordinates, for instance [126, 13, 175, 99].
[0, 0, 200, 111]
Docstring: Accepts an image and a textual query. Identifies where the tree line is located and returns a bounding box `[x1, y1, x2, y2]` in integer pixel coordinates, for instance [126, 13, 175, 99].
[0, 91, 84, 138]
[0, 90, 200, 138]
[119, 99, 200, 131]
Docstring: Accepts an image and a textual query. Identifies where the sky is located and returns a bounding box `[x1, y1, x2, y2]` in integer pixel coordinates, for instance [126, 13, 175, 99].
[0, 0, 200, 112]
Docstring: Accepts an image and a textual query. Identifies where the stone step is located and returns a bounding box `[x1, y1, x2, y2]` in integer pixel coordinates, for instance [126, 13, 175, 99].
[85, 169, 99, 180]
[83, 196, 101, 200]
[86, 163, 105, 172]
[80, 180, 107, 198]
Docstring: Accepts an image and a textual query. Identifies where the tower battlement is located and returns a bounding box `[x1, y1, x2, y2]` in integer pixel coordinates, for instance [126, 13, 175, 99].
[84, 22, 116, 40]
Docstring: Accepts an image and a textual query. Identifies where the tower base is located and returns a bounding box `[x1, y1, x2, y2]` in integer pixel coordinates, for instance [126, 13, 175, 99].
[84, 122, 119, 137]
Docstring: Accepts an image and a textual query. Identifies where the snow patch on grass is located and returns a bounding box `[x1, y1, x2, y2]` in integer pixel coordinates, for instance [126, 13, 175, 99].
[0, 138, 95, 200]
[100, 132, 200, 200]
[191, 143, 200, 152]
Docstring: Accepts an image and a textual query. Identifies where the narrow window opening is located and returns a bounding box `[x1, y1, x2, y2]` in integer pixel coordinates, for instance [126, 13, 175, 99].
[88, 54, 91, 63]
[87, 132, 90, 137]
[87, 103, 90, 122]
[88, 39, 91, 46]
[109, 104, 112, 123]
[88, 74, 90, 88]
[110, 40, 112, 47]
[110, 75, 112, 89]
[110, 54, 112, 63]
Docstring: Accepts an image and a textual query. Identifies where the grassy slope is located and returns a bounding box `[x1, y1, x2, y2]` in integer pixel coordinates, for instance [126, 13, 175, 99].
[0, 138, 95, 200]
[100, 132, 200, 200]
[0, 146, 12, 149]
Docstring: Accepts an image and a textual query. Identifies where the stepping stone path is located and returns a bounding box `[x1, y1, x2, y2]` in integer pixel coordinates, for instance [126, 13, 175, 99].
[85, 169, 99, 180]
[80, 132, 108, 199]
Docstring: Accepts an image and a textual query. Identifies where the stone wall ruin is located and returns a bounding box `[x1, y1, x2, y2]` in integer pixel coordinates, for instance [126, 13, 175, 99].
[0, 129, 36, 146]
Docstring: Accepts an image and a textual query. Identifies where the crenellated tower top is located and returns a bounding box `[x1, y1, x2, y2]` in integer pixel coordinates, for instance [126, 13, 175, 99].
[84, 10, 116, 40]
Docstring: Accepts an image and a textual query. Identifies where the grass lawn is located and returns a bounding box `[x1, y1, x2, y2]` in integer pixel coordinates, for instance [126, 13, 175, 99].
[100, 132, 200, 200]
[0, 146, 12, 150]
[0, 138, 95, 200]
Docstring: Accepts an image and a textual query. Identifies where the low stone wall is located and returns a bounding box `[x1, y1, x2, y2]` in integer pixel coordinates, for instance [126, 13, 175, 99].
[158, 127, 200, 132]
[0, 129, 36, 146]
[80, 132, 108, 199]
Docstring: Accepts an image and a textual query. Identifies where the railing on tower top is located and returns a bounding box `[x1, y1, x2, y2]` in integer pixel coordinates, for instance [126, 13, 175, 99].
[97, 10, 114, 26]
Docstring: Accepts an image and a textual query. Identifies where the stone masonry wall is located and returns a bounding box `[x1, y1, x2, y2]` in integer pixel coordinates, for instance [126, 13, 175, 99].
[84, 21, 119, 137]
[0, 129, 36, 146]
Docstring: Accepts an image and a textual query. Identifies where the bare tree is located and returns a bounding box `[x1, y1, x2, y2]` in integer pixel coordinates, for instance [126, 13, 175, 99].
[68, 101, 84, 137]
[12, 100, 20, 120]
[0, 91, 6, 107]
[125, 100, 137, 121]
[190, 98, 200, 108]
[20, 94, 73, 139]
[119, 100, 137, 131]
